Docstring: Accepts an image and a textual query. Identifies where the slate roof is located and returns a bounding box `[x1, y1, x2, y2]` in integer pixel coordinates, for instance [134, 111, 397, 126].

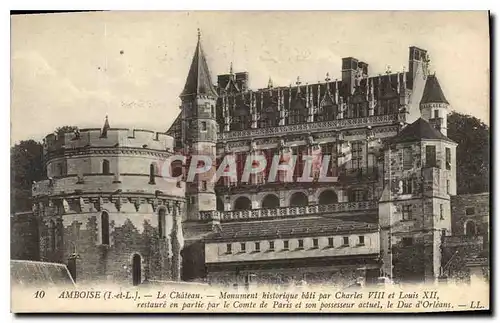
[11, 260, 75, 287]
[421, 74, 449, 105]
[180, 32, 218, 98]
[205, 216, 378, 242]
[390, 118, 455, 144]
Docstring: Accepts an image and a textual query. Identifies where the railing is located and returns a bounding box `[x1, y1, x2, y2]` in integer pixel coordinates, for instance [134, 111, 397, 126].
[218, 114, 400, 140]
[443, 235, 484, 247]
[199, 200, 377, 221]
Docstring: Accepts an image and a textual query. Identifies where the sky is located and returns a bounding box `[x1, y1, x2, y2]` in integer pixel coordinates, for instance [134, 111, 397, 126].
[10, 11, 490, 144]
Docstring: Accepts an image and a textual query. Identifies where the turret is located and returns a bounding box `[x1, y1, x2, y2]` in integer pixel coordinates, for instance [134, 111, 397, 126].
[379, 118, 457, 283]
[420, 74, 450, 136]
[179, 29, 218, 222]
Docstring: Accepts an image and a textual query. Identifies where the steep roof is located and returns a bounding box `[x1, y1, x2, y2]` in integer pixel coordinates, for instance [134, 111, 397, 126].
[11, 260, 75, 287]
[421, 74, 449, 105]
[205, 216, 378, 242]
[180, 31, 217, 98]
[390, 118, 455, 144]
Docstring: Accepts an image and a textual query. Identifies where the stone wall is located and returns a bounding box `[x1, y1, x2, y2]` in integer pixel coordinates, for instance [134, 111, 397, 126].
[450, 193, 489, 237]
[38, 209, 183, 285]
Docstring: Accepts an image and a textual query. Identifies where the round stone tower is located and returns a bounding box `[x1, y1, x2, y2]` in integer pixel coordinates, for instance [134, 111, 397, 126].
[31, 119, 186, 285]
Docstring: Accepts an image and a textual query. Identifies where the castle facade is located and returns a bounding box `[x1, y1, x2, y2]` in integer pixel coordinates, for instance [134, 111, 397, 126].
[24, 31, 489, 287]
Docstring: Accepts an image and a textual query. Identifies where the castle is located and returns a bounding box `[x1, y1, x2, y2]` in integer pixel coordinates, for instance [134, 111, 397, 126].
[21, 31, 488, 287]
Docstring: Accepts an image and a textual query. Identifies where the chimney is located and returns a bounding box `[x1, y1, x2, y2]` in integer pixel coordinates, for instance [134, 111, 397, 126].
[341, 57, 369, 95]
[408, 46, 428, 89]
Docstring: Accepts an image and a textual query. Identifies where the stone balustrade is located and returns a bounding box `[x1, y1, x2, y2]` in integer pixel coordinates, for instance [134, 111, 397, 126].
[200, 200, 377, 221]
[218, 114, 400, 141]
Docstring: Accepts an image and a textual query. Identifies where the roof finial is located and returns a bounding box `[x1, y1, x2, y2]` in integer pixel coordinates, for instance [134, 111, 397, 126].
[268, 77, 273, 89]
[325, 72, 331, 83]
[197, 28, 201, 41]
[296, 76, 302, 86]
[229, 62, 233, 75]
[385, 65, 392, 75]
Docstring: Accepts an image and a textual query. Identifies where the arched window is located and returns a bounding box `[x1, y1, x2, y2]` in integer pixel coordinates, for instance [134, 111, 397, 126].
[132, 254, 141, 286]
[318, 190, 338, 205]
[158, 208, 166, 239]
[170, 160, 183, 178]
[216, 197, 225, 211]
[102, 160, 110, 175]
[261, 194, 280, 209]
[101, 211, 110, 245]
[289, 192, 308, 207]
[234, 196, 252, 211]
[149, 163, 156, 184]
[465, 221, 477, 236]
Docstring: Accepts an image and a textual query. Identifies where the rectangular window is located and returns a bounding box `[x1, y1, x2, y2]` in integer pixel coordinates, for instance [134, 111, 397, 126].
[283, 240, 289, 250]
[201, 181, 207, 191]
[255, 242, 260, 252]
[313, 238, 319, 249]
[445, 147, 451, 170]
[402, 237, 413, 247]
[226, 244, 232, 254]
[350, 142, 363, 170]
[447, 180, 450, 194]
[298, 239, 304, 249]
[466, 207, 475, 215]
[269, 241, 275, 251]
[328, 237, 334, 248]
[201, 121, 207, 131]
[434, 110, 439, 119]
[240, 242, 246, 252]
[440, 204, 444, 220]
[402, 205, 413, 221]
[426, 145, 437, 168]
[402, 178, 413, 194]
[349, 189, 367, 202]
[358, 236, 365, 245]
[342, 237, 349, 246]
[403, 147, 413, 170]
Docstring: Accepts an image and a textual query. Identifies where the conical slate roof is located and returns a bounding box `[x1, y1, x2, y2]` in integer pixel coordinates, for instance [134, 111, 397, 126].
[180, 31, 217, 98]
[421, 74, 449, 105]
[390, 118, 454, 144]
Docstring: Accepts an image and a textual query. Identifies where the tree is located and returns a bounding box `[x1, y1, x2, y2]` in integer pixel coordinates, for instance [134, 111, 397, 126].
[10, 140, 43, 213]
[447, 112, 490, 194]
[10, 125, 78, 213]
[55, 126, 78, 138]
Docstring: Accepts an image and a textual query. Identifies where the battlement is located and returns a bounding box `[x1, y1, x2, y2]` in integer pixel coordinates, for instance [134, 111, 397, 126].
[44, 128, 174, 153]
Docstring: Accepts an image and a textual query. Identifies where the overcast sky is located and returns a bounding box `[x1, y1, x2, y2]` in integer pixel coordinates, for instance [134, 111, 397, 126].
[11, 11, 489, 144]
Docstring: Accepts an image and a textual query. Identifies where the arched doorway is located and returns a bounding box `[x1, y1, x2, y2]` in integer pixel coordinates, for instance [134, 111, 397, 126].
[465, 221, 477, 236]
[289, 192, 308, 207]
[132, 254, 142, 286]
[216, 197, 225, 211]
[318, 190, 338, 205]
[261, 194, 280, 208]
[234, 196, 252, 211]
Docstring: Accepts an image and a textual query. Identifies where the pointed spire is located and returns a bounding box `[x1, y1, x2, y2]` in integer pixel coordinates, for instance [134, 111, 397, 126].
[102, 115, 110, 137]
[421, 74, 449, 104]
[180, 29, 217, 98]
[229, 62, 233, 75]
[268, 77, 273, 89]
